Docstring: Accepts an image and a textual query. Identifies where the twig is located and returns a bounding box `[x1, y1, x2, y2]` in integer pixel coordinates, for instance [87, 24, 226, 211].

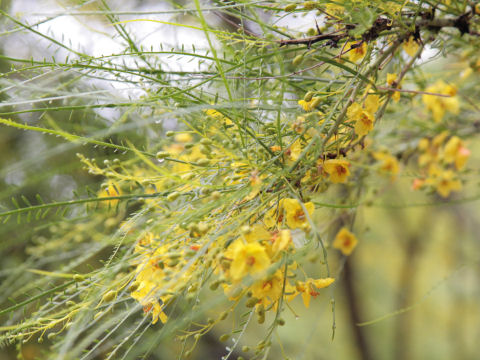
[277, 31, 346, 47]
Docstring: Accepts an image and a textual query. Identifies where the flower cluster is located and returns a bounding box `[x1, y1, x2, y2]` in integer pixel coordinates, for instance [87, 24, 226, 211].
[413, 132, 470, 197]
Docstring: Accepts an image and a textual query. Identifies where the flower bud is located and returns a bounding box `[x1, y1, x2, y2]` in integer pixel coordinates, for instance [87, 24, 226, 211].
[284, 4, 297, 12]
[292, 54, 304, 67]
[196, 158, 210, 166]
[219, 334, 230, 342]
[102, 290, 117, 303]
[304, 91, 314, 102]
[156, 151, 170, 159]
[167, 192, 180, 201]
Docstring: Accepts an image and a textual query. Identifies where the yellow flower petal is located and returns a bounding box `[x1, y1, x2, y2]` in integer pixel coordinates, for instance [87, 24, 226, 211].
[333, 228, 358, 255]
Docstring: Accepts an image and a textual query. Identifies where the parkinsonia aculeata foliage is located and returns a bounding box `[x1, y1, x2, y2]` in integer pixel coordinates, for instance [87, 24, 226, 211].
[0, 1, 479, 359]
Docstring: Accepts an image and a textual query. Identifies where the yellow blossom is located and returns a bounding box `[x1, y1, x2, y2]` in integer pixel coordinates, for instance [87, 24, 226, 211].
[205, 108, 233, 125]
[131, 253, 171, 324]
[386, 73, 401, 102]
[403, 36, 419, 57]
[174, 133, 193, 143]
[283, 198, 315, 229]
[425, 170, 462, 198]
[298, 96, 320, 112]
[287, 139, 303, 162]
[228, 240, 271, 281]
[347, 101, 376, 136]
[333, 228, 358, 256]
[347, 102, 363, 119]
[271, 229, 292, 254]
[365, 94, 380, 114]
[422, 81, 459, 122]
[387, 73, 397, 86]
[251, 270, 295, 307]
[373, 152, 400, 178]
[443, 136, 470, 170]
[354, 110, 375, 136]
[243, 225, 271, 243]
[142, 301, 168, 324]
[98, 182, 122, 207]
[323, 159, 351, 183]
[264, 198, 314, 230]
[296, 278, 335, 308]
[347, 41, 367, 63]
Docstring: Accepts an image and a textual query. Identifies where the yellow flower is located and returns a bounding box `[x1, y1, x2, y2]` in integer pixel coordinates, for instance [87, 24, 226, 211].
[333, 228, 358, 256]
[426, 170, 462, 198]
[174, 133, 193, 143]
[347, 102, 363, 119]
[443, 136, 470, 170]
[296, 277, 335, 308]
[298, 96, 320, 112]
[386, 73, 397, 86]
[422, 81, 459, 122]
[347, 100, 376, 136]
[243, 224, 271, 243]
[354, 110, 375, 136]
[131, 260, 170, 324]
[228, 240, 271, 281]
[403, 36, 419, 57]
[347, 41, 367, 63]
[98, 182, 122, 207]
[205, 109, 224, 119]
[386, 73, 401, 102]
[364, 94, 380, 114]
[264, 198, 314, 230]
[283, 198, 315, 229]
[271, 229, 292, 253]
[251, 270, 294, 307]
[287, 139, 303, 162]
[392, 90, 401, 102]
[142, 301, 168, 324]
[205, 108, 233, 125]
[323, 159, 351, 183]
[373, 152, 399, 178]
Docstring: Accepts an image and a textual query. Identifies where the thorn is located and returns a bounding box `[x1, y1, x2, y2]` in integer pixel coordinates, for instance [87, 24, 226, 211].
[315, 19, 322, 35]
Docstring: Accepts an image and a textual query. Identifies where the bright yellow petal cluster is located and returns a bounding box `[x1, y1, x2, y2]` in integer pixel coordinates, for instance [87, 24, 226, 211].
[414, 133, 469, 197]
[98, 182, 121, 207]
[347, 94, 380, 136]
[228, 240, 271, 281]
[298, 96, 320, 112]
[373, 151, 400, 179]
[323, 159, 351, 183]
[386, 73, 401, 102]
[425, 169, 462, 198]
[444, 136, 470, 170]
[264, 198, 315, 230]
[283, 198, 315, 229]
[296, 277, 335, 308]
[333, 228, 358, 256]
[347, 41, 367, 63]
[403, 36, 419, 57]
[251, 269, 295, 307]
[174, 132, 193, 143]
[422, 81, 459, 122]
[271, 229, 292, 254]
